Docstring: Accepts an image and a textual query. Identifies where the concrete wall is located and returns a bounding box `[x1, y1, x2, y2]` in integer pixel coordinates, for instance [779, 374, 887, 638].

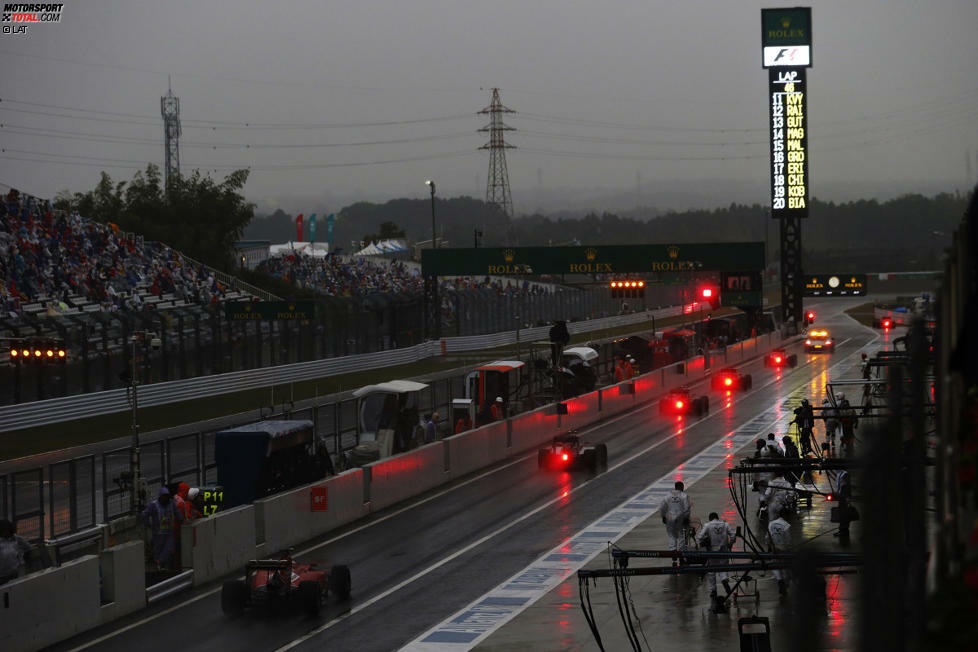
[99, 541, 146, 624]
[0, 556, 101, 652]
[558, 390, 601, 433]
[366, 442, 450, 511]
[182, 504, 257, 585]
[508, 405, 560, 454]
[446, 421, 510, 479]
[255, 468, 369, 554]
[16, 331, 787, 652]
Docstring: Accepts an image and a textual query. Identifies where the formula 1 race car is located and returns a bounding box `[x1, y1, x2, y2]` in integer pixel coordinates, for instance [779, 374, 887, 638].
[659, 386, 710, 417]
[538, 434, 608, 473]
[221, 551, 351, 617]
[710, 367, 753, 391]
[805, 329, 835, 353]
[764, 348, 798, 369]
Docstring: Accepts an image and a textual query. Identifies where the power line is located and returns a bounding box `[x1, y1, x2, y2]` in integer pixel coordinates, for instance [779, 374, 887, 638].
[0, 122, 475, 149]
[520, 128, 764, 148]
[0, 147, 478, 171]
[0, 98, 475, 130]
[519, 146, 764, 162]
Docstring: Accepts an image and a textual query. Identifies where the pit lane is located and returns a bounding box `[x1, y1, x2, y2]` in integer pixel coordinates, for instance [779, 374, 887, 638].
[53, 299, 877, 652]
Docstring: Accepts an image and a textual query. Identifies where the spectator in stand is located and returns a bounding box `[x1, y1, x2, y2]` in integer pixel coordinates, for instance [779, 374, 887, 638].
[0, 191, 240, 315]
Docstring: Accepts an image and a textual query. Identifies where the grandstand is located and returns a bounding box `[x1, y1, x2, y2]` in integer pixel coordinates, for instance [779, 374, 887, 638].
[1, 188, 260, 319]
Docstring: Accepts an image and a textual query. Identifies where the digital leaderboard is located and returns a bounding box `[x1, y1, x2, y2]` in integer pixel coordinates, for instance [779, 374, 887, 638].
[769, 69, 808, 216]
[762, 7, 812, 219]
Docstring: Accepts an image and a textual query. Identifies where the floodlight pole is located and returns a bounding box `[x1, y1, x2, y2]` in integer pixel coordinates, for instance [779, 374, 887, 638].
[129, 329, 159, 514]
[130, 335, 142, 514]
[425, 180, 437, 249]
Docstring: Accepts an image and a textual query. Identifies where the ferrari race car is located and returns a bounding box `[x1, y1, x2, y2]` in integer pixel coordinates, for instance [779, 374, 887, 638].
[805, 329, 835, 353]
[221, 552, 351, 617]
[764, 348, 798, 369]
[711, 367, 753, 391]
[659, 386, 710, 417]
[538, 434, 608, 472]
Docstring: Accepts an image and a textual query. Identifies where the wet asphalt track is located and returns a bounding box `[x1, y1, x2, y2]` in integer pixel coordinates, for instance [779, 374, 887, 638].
[51, 300, 877, 652]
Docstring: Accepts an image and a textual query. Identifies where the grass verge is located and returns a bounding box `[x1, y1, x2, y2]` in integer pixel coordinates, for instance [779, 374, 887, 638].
[844, 301, 876, 328]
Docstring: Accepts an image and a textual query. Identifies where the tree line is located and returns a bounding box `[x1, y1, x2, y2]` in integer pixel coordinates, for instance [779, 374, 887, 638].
[53, 164, 969, 276]
[247, 192, 969, 270]
[54, 164, 254, 272]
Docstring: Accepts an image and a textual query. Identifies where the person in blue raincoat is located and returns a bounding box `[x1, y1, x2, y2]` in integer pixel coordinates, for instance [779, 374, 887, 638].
[142, 487, 183, 570]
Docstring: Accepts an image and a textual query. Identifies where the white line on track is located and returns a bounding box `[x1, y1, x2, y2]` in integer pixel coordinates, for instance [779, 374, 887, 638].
[274, 333, 875, 651]
[67, 325, 869, 652]
[66, 355, 707, 652]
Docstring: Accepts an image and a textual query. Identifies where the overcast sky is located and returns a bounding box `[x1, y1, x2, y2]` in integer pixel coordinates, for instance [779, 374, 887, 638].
[1, 0, 976, 214]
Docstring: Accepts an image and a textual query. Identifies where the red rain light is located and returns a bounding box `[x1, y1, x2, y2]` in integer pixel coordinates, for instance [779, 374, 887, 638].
[675, 400, 683, 409]
[883, 319, 891, 329]
[724, 377, 733, 386]
[775, 356, 782, 363]
[561, 453, 569, 462]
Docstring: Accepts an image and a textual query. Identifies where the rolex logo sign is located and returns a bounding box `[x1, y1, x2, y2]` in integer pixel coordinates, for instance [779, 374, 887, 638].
[488, 249, 533, 274]
[585, 248, 597, 261]
[667, 246, 680, 259]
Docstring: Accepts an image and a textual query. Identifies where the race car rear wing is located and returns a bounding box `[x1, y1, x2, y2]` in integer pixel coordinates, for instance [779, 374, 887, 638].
[246, 560, 292, 571]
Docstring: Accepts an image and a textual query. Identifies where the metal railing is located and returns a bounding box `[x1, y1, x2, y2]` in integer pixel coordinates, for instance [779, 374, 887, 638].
[12, 468, 44, 544]
[2, 314, 778, 549]
[0, 303, 693, 431]
[48, 456, 96, 539]
[177, 250, 281, 302]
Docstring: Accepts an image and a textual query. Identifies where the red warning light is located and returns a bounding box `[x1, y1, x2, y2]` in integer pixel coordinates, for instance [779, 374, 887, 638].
[561, 453, 569, 462]
[724, 377, 733, 386]
[702, 288, 713, 298]
[826, 494, 834, 501]
[775, 356, 782, 363]
[882, 319, 891, 329]
[675, 400, 683, 409]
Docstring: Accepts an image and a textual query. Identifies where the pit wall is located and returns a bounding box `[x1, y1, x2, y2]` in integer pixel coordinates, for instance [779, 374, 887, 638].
[12, 333, 779, 650]
[0, 541, 147, 652]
